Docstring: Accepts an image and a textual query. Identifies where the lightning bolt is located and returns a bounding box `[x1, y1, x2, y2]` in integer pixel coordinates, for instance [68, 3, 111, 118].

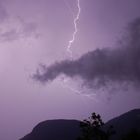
[66, 0, 81, 58]
[60, 76, 99, 102]
[62, 0, 97, 101]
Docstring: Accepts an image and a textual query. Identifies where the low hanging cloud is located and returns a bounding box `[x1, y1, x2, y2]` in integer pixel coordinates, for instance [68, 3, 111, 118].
[0, 16, 39, 42]
[33, 18, 140, 88]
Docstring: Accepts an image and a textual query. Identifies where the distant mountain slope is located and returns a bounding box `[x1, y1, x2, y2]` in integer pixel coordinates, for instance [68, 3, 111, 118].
[20, 109, 140, 140]
[20, 120, 81, 140]
[103, 109, 140, 140]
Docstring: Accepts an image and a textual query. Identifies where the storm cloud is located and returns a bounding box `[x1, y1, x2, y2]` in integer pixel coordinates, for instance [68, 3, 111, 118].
[34, 18, 140, 87]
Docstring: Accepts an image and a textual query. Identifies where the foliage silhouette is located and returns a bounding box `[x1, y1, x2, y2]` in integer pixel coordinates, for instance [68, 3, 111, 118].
[77, 112, 115, 140]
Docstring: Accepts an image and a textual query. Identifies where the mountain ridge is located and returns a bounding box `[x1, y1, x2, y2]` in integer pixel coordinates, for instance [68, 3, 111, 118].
[20, 109, 140, 140]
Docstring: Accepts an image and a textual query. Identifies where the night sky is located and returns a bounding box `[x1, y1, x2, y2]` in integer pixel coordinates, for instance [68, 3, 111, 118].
[0, 0, 140, 140]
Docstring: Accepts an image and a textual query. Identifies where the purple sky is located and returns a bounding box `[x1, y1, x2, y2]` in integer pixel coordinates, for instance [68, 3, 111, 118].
[0, 0, 140, 140]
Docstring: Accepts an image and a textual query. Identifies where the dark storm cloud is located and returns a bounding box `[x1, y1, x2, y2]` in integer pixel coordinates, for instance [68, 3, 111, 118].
[34, 18, 140, 87]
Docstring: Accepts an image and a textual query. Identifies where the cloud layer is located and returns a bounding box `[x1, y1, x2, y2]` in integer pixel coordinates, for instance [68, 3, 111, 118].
[0, 3, 8, 23]
[34, 18, 140, 88]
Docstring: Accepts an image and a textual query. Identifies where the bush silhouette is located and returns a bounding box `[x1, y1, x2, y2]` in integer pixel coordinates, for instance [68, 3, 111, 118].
[78, 112, 115, 140]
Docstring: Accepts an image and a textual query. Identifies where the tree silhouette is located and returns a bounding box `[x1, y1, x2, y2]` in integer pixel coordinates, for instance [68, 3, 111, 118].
[78, 112, 115, 140]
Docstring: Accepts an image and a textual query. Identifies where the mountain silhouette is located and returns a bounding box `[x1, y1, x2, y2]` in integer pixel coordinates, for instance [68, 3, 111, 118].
[103, 109, 140, 140]
[20, 120, 81, 140]
[20, 109, 140, 140]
